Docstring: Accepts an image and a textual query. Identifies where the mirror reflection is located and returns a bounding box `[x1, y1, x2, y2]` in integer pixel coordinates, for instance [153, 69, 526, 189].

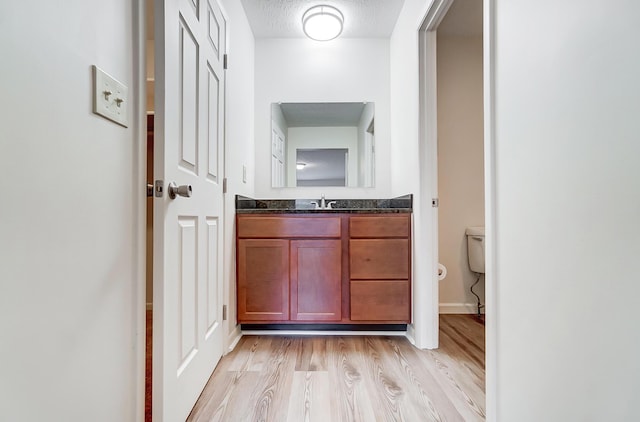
[271, 102, 375, 188]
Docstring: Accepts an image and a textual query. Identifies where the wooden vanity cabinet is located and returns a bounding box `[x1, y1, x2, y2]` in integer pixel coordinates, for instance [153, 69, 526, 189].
[236, 213, 411, 325]
[237, 215, 342, 323]
[349, 215, 411, 322]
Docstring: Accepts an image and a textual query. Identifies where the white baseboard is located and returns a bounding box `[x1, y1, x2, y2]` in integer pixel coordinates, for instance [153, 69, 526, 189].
[405, 324, 416, 346]
[439, 302, 484, 314]
[226, 325, 242, 354]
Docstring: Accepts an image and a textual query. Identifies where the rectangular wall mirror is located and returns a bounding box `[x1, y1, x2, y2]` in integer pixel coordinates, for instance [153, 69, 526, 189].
[271, 102, 375, 188]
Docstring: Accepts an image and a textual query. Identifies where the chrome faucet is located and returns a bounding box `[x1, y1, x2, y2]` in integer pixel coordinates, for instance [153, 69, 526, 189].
[310, 195, 337, 210]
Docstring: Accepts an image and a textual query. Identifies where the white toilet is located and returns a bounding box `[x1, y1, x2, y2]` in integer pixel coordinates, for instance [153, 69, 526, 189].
[465, 226, 485, 274]
[466, 226, 485, 316]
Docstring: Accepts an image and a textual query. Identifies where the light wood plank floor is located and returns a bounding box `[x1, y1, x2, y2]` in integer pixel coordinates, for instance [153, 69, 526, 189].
[188, 315, 485, 422]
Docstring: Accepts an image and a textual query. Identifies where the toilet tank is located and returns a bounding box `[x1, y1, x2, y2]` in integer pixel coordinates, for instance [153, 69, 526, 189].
[466, 226, 485, 273]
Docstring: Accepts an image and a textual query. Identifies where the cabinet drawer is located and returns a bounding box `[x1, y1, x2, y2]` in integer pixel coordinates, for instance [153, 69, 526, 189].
[350, 280, 410, 322]
[349, 215, 410, 238]
[237, 216, 341, 238]
[350, 239, 409, 279]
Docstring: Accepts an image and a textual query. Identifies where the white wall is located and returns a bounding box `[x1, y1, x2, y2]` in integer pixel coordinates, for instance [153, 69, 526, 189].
[390, 1, 426, 198]
[220, 0, 255, 347]
[0, 1, 143, 420]
[437, 34, 484, 312]
[393, 0, 640, 419]
[492, 0, 640, 419]
[254, 38, 391, 199]
[390, 0, 437, 348]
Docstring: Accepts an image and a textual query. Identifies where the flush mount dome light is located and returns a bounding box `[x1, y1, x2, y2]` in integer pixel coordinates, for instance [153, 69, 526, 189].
[302, 5, 344, 41]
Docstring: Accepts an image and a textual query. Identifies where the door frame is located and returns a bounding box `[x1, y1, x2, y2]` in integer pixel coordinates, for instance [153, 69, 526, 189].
[417, 0, 496, 419]
[415, 0, 452, 353]
[134, 0, 148, 420]
[482, 1, 497, 417]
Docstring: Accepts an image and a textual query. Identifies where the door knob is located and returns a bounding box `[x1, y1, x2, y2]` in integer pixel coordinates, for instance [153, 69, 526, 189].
[168, 182, 192, 199]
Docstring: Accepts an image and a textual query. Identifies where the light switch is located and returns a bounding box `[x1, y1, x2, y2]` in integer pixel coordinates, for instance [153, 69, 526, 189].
[243, 165, 247, 183]
[92, 65, 128, 127]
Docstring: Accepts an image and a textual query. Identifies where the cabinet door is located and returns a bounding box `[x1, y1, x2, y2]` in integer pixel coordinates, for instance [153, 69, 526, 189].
[290, 240, 342, 321]
[237, 239, 289, 322]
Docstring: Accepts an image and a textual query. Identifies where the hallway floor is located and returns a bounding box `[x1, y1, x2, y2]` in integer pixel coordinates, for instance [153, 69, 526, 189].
[188, 315, 485, 421]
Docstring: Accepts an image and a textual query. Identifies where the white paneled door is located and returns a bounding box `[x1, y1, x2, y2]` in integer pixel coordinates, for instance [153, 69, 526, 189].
[153, 0, 226, 420]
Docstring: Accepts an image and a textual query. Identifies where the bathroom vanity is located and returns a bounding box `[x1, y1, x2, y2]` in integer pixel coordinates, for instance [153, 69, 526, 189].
[235, 195, 412, 327]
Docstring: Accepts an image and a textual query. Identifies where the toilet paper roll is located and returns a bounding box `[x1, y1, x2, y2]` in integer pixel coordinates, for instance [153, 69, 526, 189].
[438, 263, 447, 281]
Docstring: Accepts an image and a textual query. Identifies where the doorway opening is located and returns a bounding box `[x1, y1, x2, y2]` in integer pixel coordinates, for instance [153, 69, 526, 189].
[418, 0, 486, 413]
[434, 0, 485, 321]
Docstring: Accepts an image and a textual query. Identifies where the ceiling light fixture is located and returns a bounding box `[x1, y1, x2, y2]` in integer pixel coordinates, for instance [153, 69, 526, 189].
[302, 5, 344, 41]
[296, 163, 306, 170]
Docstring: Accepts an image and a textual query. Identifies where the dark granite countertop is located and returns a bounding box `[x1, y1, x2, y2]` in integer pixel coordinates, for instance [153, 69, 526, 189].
[236, 194, 412, 214]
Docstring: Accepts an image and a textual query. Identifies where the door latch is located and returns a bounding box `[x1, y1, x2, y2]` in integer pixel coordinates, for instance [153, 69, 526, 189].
[154, 180, 164, 198]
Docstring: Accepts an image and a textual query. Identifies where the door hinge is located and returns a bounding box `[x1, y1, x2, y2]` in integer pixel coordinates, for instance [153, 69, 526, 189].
[222, 304, 227, 321]
[223, 177, 227, 194]
[154, 180, 164, 198]
[223, 54, 228, 70]
[432, 198, 439, 207]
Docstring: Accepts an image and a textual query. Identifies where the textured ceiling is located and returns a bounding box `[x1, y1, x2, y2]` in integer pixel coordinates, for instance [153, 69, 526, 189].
[240, 0, 406, 39]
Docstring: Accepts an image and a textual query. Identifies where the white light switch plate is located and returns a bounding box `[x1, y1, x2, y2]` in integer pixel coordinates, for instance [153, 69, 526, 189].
[92, 65, 128, 127]
[243, 165, 247, 183]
